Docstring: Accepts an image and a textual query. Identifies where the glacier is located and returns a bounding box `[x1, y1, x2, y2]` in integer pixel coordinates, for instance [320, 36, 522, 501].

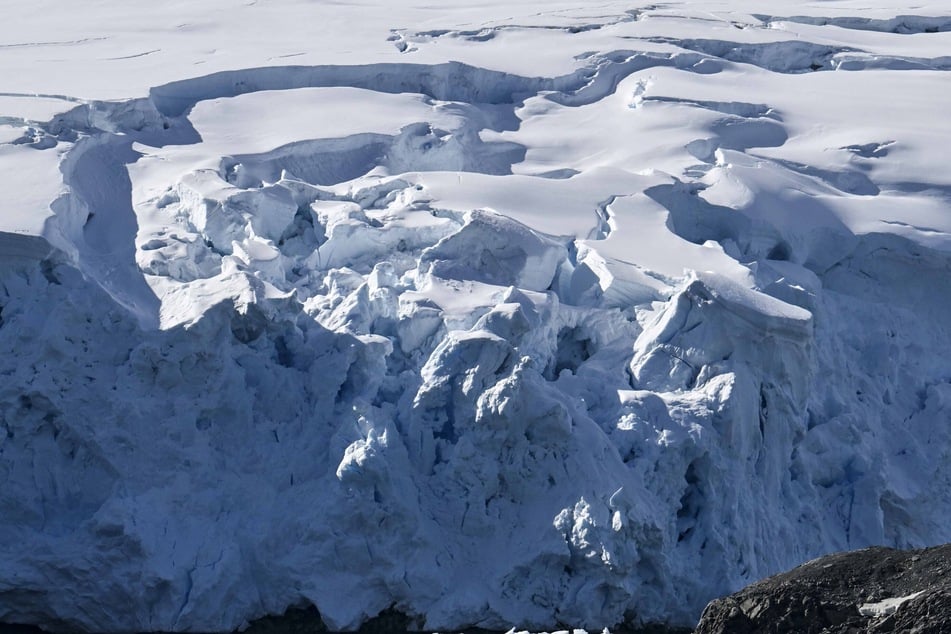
[2, 0, 951, 631]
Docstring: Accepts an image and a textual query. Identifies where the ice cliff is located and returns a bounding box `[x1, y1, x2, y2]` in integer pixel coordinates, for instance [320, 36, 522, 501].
[2, 1, 951, 631]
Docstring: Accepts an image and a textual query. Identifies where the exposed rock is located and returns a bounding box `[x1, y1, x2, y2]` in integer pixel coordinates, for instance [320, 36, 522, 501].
[241, 605, 694, 634]
[240, 605, 694, 634]
[696, 544, 951, 633]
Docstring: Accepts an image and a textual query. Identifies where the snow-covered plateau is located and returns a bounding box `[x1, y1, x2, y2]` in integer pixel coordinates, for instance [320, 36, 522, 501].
[1, 1, 950, 631]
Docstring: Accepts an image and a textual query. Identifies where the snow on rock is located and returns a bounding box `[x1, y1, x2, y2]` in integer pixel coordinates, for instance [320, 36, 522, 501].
[2, 0, 951, 632]
[858, 590, 926, 618]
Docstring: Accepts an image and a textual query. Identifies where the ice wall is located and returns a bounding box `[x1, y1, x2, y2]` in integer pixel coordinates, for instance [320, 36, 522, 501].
[2, 2, 951, 631]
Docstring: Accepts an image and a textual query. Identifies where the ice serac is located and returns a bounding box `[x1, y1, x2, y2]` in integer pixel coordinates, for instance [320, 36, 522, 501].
[3, 0, 951, 632]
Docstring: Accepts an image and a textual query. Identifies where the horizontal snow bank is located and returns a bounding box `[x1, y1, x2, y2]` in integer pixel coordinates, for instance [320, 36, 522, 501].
[148, 62, 580, 118]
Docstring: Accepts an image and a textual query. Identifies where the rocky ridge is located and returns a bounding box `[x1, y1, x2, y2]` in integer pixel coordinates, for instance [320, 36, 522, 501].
[696, 544, 951, 633]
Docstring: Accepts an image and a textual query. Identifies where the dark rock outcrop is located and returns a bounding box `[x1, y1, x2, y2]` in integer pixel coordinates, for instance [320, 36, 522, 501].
[696, 544, 951, 633]
[241, 606, 693, 634]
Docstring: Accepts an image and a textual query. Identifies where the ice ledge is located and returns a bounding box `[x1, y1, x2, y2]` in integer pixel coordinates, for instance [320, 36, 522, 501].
[689, 271, 813, 339]
[0, 232, 52, 261]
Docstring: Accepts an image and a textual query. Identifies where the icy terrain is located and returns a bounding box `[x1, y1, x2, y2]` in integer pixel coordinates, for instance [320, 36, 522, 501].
[2, 0, 951, 631]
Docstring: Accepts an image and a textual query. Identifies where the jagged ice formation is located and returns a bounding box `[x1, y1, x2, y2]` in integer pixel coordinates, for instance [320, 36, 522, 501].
[1, 1, 951, 631]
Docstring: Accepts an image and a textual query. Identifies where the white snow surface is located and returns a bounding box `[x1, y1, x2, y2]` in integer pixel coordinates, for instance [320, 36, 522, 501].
[2, 1, 951, 631]
[858, 590, 926, 618]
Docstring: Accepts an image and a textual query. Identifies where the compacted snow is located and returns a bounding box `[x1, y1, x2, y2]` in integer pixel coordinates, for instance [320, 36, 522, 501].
[2, 1, 951, 631]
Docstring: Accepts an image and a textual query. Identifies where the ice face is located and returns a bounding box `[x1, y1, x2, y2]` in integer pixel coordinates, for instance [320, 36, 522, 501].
[2, 0, 951, 631]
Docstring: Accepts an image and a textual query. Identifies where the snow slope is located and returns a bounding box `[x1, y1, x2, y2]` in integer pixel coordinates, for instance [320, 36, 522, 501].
[2, 1, 951, 631]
